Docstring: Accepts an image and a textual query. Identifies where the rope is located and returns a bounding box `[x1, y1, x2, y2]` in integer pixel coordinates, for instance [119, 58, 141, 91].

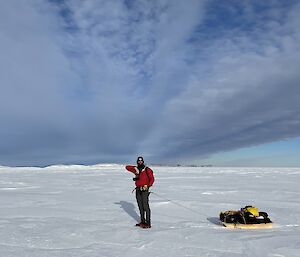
[150, 191, 208, 218]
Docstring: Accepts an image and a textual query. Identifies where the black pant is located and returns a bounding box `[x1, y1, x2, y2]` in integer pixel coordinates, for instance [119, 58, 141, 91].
[136, 188, 151, 225]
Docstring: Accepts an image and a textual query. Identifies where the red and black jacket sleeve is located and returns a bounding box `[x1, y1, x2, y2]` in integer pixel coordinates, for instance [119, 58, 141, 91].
[125, 165, 138, 175]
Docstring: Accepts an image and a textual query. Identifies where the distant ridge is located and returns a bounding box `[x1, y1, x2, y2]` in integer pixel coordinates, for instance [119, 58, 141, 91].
[151, 164, 213, 167]
[0, 163, 123, 170]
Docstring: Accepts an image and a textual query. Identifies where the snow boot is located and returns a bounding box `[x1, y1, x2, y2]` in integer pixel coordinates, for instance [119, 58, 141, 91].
[140, 223, 151, 229]
[135, 222, 144, 227]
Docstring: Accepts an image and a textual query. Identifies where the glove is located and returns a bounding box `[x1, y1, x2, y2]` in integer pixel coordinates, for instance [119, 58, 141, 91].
[133, 174, 140, 181]
[140, 185, 148, 191]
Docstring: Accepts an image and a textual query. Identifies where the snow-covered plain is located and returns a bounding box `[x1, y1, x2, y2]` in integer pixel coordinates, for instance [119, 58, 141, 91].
[0, 164, 299, 257]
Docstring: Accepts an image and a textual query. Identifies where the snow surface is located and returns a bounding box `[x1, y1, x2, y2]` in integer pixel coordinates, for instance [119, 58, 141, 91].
[0, 165, 299, 257]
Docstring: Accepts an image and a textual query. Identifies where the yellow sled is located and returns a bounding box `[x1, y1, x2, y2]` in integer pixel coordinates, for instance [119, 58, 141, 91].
[220, 206, 273, 229]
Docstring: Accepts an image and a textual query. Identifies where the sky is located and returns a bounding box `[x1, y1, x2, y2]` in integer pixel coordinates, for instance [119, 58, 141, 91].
[1, 0, 300, 167]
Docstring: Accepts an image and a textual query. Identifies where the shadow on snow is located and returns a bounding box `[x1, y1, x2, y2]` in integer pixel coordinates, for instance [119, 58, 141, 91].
[207, 217, 221, 226]
[115, 201, 139, 222]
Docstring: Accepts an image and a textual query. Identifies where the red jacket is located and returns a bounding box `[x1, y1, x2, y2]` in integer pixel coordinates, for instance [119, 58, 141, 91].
[125, 165, 155, 187]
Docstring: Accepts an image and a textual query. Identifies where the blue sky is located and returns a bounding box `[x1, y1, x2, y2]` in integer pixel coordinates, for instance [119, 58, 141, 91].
[199, 137, 300, 167]
[1, 0, 300, 167]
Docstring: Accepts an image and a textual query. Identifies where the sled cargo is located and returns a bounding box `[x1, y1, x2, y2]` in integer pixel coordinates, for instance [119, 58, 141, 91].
[220, 206, 273, 229]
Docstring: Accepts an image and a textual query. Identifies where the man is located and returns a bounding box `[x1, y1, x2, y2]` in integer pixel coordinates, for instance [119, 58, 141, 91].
[125, 156, 155, 228]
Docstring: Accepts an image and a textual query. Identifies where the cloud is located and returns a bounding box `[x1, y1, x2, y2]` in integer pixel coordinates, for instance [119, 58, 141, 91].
[143, 0, 300, 162]
[0, 1, 79, 165]
[0, 0, 299, 166]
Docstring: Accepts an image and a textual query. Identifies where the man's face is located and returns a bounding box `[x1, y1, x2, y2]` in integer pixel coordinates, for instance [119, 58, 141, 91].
[137, 158, 144, 165]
